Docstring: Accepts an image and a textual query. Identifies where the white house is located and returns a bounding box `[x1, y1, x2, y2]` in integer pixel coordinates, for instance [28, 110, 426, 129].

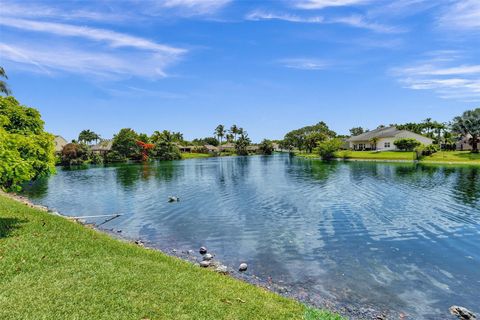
[347, 126, 433, 151]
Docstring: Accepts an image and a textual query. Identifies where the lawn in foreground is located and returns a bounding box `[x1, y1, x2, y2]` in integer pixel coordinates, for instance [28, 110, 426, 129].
[0, 195, 342, 320]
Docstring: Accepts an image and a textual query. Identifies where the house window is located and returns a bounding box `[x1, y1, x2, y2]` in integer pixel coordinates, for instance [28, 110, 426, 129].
[384, 142, 391, 148]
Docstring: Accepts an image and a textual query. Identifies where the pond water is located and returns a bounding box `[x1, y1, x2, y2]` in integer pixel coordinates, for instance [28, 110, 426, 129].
[22, 154, 480, 319]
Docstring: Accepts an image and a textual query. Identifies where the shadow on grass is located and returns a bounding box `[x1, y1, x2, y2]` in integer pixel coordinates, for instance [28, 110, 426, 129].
[0, 218, 26, 238]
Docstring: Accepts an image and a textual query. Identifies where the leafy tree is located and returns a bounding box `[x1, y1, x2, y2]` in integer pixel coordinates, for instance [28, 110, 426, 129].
[235, 131, 251, 156]
[112, 128, 141, 159]
[393, 138, 421, 151]
[215, 125, 225, 145]
[0, 67, 11, 96]
[452, 108, 480, 153]
[283, 121, 336, 152]
[258, 139, 274, 155]
[317, 138, 343, 160]
[192, 137, 219, 146]
[61, 142, 90, 166]
[105, 150, 126, 163]
[304, 132, 328, 153]
[137, 133, 150, 143]
[349, 127, 365, 136]
[151, 130, 181, 160]
[0, 96, 55, 191]
[230, 124, 239, 141]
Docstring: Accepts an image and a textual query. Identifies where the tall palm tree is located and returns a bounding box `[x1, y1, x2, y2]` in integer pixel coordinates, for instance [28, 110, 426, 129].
[0, 67, 11, 96]
[215, 125, 225, 146]
[423, 118, 433, 136]
[230, 124, 239, 141]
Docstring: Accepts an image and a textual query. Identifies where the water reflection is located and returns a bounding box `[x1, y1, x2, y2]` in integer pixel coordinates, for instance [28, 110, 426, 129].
[20, 155, 480, 319]
[454, 167, 480, 205]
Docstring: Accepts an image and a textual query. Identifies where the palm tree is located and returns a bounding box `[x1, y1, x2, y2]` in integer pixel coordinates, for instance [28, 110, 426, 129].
[215, 125, 225, 146]
[235, 131, 251, 156]
[452, 108, 480, 153]
[423, 118, 433, 136]
[230, 124, 239, 141]
[0, 67, 11, 96]
[78, 129, 100, 145]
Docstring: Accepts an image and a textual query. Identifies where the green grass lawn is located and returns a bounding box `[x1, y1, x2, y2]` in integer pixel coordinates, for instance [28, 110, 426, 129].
[297, 150, 480, 164]
[181, 153, 212, 160]
[0, 195, 342, 320]
[421, 151, 480, 164]
[335, 150, 416, 160]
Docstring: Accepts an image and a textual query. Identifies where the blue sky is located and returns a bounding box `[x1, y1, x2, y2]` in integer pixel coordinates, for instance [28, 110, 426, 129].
[1, 0, 479, 142]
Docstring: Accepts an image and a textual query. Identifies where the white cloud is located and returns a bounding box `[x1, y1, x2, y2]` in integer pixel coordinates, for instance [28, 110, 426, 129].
[246, 10, 402, 33]
[330, 14, 405, 33]
[438, 0, 480, 30]
[279, 58, 330, 70]
[0, 18, 185, 55]
[392, 54, 480, 101]
[0, 17, 186, 79]
[0, 1, 127, 23]
[0, 42, 173, 79]
[295, 0, 372, 10]
[161, 0, 232, 15]
[246, 11, 324, 23]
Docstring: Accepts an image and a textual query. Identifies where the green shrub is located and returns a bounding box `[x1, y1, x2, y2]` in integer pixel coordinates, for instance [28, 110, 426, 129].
[0, 96, 55, 191]
[317, 138, 343, 160]
[61, 143, 91, 166]
[259, 139, 274, 155]
[422, 144, 439, 156]
[89, 153, 104, 165]
[105, 150, 127, 163]
[393, 138, 421, 151]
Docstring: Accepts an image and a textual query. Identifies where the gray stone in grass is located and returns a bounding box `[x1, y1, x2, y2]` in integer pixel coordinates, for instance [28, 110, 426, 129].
[199, 261, 210, 268]
[203, 253, 213, 261]
[215, 265, 228, 274]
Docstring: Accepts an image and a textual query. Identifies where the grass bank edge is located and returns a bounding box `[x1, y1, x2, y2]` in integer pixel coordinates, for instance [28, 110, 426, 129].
[0, 194, 343, 320]
[295, 151, 480, 165]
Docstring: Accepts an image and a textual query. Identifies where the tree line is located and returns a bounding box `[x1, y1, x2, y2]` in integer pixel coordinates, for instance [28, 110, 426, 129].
[279, 111, 480, 156]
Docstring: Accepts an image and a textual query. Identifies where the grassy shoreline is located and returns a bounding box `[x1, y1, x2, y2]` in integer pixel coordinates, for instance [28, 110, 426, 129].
[295, 151, 480, 165]
[0, 193, 342, 320]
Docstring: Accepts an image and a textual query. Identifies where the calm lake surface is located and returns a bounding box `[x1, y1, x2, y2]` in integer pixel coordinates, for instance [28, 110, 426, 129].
[22, 154, 480, 319]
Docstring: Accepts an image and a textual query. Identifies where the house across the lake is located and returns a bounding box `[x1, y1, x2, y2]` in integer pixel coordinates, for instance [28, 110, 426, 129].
[204, 144, 219, 154]
[347, 126, 433, 151]
[54, 135, 68, 154]
[219, 143, 235, 152]
[456, 134, 477, 151]
[91, 139, 113, 155]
